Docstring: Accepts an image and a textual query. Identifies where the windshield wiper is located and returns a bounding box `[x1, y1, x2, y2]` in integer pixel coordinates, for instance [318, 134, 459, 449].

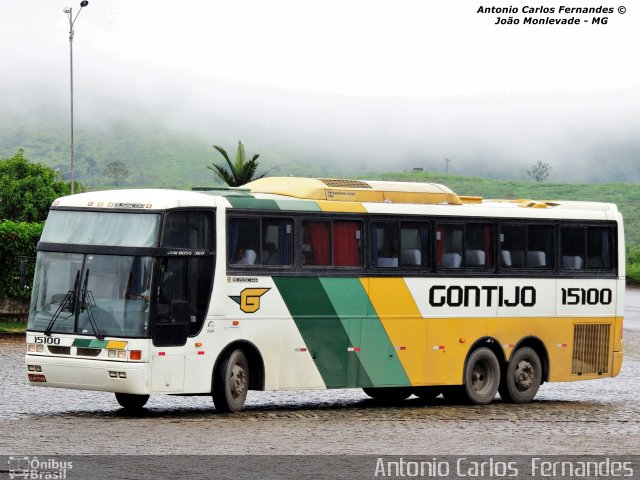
[80, 269, 104, 340]
[45, 270, 80, 336]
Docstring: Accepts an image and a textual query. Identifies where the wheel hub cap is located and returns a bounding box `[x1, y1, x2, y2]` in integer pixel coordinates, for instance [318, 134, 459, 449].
[230, 363, 246, 399]
[515, 360, 534, 391]
[471, 364, 488, 392]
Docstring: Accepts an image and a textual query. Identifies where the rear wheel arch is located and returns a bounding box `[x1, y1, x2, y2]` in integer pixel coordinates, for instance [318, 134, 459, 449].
[463, 337, 506, 381]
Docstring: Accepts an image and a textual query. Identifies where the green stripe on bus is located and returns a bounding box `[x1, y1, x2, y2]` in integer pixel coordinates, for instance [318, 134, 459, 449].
[319, 278, 411, 387]
[226, 197, 280, 210]
[273, 277, 372, 388]
[274, 199, 322, 212]
[73, 339, 108, 349]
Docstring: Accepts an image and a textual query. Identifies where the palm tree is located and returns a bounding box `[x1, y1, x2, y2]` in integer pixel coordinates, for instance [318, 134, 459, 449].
[207, 141, 268, 187]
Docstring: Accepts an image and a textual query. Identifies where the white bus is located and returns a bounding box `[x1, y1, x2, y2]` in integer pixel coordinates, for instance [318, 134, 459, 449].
[25, 177, 624, 411]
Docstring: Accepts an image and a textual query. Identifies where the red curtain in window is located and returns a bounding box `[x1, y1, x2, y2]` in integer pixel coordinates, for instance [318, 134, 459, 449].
[307, 222, 330, 266]
[333, 221, 360, 266]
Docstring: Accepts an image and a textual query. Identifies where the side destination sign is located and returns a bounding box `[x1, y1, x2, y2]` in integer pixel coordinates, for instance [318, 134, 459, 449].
[428, 284, 614, 308]
[429, 285, 536, 308]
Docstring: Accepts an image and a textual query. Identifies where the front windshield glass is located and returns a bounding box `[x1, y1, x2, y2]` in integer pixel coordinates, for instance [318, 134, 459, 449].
[27, 252, 154, 338]
[41, 210, 160, 247]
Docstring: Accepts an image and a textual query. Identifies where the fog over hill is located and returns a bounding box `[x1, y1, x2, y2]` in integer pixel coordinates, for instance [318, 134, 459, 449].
[2, 68, 639, 187]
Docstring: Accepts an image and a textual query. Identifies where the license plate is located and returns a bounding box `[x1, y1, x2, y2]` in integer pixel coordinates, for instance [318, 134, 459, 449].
[28, 374, 47, 383]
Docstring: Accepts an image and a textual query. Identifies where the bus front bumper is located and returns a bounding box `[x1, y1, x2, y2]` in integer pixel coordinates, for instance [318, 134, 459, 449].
[25, 354, 150, 395]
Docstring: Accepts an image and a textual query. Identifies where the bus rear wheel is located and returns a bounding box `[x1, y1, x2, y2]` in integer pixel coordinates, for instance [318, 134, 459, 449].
[115, 392, 149, 410]
[212, 349, 249, 413]
[458, 347, 501, 405]
[362, 387, 412, 402]
[499, 347, 542, 404]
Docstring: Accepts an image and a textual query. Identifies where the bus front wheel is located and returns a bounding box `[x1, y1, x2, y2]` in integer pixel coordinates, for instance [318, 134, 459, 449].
[115, 392, 149, 410]
[212, 349, 249, 413]
[460, 347, 501, 405]
[499, 347, 542, 404]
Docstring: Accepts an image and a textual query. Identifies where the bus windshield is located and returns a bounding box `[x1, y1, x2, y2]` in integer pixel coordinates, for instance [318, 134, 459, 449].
[27, 252, 155, 338]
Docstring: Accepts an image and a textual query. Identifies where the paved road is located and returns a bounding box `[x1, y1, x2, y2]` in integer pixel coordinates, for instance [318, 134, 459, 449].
[0, 291, 639, 457]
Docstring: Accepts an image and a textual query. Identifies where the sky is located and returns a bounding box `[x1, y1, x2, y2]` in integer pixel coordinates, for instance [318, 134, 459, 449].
[4, 0, 637, 97]
[1, 0, 639, 182]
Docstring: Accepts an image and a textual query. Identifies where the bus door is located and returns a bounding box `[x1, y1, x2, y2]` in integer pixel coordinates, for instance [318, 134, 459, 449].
[151, 209, 216, 393]
[151, 257, 188, 392]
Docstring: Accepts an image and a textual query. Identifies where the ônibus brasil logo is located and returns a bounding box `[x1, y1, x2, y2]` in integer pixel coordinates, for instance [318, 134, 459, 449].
[8, 456, 73, 479]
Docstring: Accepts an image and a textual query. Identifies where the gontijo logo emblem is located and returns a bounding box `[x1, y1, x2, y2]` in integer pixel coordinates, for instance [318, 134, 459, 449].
[230, 288, 270, 313]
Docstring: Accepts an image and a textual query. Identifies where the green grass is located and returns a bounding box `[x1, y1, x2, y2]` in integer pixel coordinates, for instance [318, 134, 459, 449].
[0, 321, 26, 333]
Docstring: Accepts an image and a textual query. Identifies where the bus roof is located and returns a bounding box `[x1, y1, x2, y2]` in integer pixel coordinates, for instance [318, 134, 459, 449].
[243, 177, 617, 212]
[50, 178, 620, 220]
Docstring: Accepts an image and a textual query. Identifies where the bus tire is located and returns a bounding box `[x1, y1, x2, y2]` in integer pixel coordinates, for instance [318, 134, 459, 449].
[115, 392, 149, 410]
[413, 386, 441, 401]
[212, 349, 249, 413]
[362, 387, 412, 402]
[461, 347, 500, 405]
[499, 347, 542, 404]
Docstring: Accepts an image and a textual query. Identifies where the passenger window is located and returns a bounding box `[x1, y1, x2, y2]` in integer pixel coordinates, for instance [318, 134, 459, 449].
[228, 217, 293, 267]
[334, 221, 362, 267]
[465, 223, 493, 268]
[499, 225, 525, 268]
[229, 218, 261, 265]
[371, 223, 398, 268]
[561, 226, 585, 270]
[400, 222, 429, 268]
[261, 219, 293, 266]
[436, 223, 492, 269]
[436, 224, 463, 268]
[586, 227, 612, 269]
[302, 220, 362, 267]
[560, 226, 612, 271]
[500, 224, 553, 269]
[528, 225, 554, 269]
[163, 210, 215, 250]
[302, 221, 330, 266]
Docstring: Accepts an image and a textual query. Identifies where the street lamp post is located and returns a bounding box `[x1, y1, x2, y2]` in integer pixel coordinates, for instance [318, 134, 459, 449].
[65, 1, 89, 195]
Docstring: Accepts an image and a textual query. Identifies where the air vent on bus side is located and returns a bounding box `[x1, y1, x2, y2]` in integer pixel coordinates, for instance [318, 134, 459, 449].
[319, 179, 373, 189]
[572, 323, 611, 375]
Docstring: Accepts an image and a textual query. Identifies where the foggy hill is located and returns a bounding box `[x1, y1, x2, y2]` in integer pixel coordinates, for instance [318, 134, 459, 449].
[1, 77, 639, 188]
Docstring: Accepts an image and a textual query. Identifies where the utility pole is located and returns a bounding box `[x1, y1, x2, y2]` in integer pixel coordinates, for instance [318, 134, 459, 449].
[65, 1, 89, 195]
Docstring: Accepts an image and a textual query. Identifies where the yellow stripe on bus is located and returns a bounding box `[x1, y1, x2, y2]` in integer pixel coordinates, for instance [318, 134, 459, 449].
[361, 277, 426, 384]
[315, 200, 367, 213]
